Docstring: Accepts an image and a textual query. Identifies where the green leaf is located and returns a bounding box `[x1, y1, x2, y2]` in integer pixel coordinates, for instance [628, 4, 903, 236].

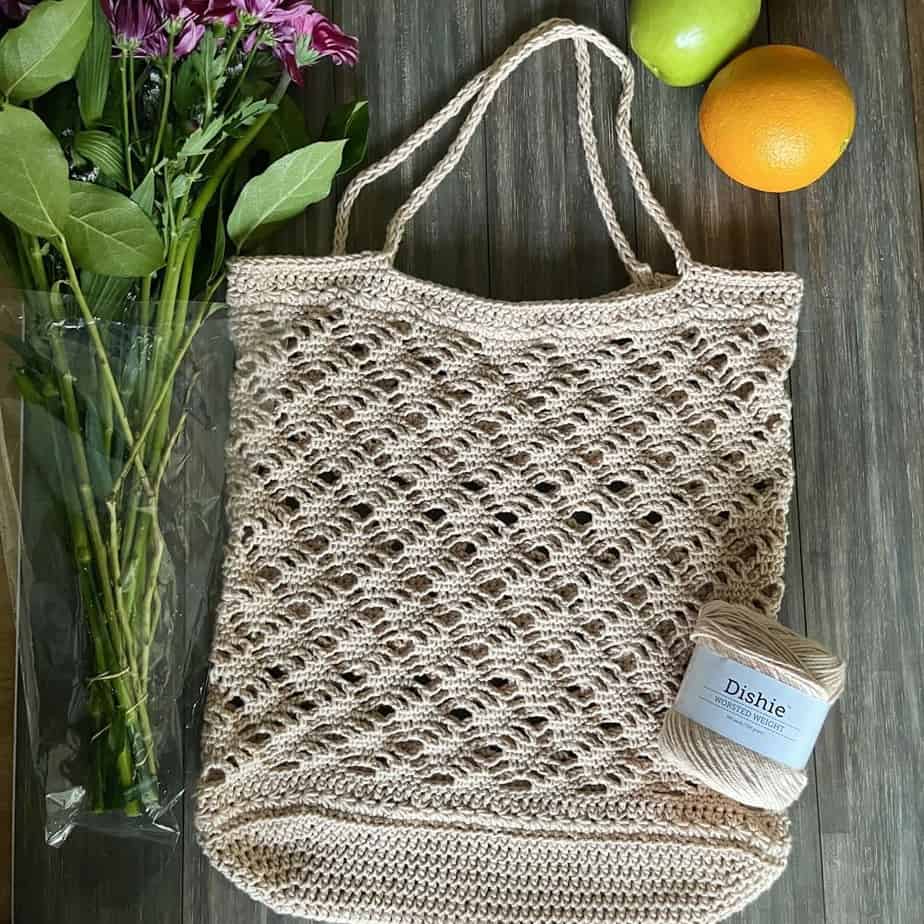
[255, 94, 309, 161]
[131, 170, 156, 218]
[322, 99, 369, 175]
[177, 116, 227, 160]
[80, 270, 134, 320]
[0, 0, 93, 103]
[75, 0, 111, 127]
[194, 28, 224, 93]
[63, 182, 165, 277]
[229, 97, 275, 134]
[169, 173, 194, 201]
[228, 140, 345, 248]
[74, 130, 126, 186]
[0, 105, 69, 238]
[13, 368, 48, 407]
[172, 57, 198, 120]
[176, 101, 273, 168]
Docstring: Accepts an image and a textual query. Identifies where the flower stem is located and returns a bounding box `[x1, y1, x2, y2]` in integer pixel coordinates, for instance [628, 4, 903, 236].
[128, 57, 140, 141]
[226, 43, 258, 108]
[21, 233, 48, 290]
[137, 274, 153, 415]
[45, 292, 119, 638]
[43, 290, 157, 794]
[20, 229, 157, 800]
[113, 293, 210, 498]
[139, 398, 188, 692]
[113, 239, 185, 615]
[188, 73, 292, 226]
[170, 228, 199, 351]
[56, 236, 153, 496]
[139, 276, 153, 327]
[116, 275, 155, 566]
[100, 376, 114, 460]
[119, 296, 212, 628]
[146, 242, 195, 502]
[118, 77, 290, 596]
[114, 231, 193, 638]
[133, 245, 185, 494]
[224, 25, 244, 72]
[50, 423, 139, 811]
[119, 49, 135, 189]
[150, 36, 175, 170]
[106, 496, 140, 677]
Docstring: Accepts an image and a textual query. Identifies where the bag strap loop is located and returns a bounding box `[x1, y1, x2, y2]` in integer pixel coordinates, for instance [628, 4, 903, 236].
[333, 18, 692, 280]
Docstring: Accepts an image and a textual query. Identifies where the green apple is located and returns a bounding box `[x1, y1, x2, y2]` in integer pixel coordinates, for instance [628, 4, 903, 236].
[629, 0, 762, 87]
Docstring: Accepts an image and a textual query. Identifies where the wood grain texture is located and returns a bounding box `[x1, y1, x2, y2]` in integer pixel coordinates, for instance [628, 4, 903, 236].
[333, 0, 491, 292]
[771, 0, 924, 921]
[10, 1, 924, 922]
[480, 0, 637, 301]
[905, 0, 924, 213]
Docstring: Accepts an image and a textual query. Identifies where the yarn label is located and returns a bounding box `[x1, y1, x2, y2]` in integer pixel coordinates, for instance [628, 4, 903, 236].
[673, 646, 831, 769]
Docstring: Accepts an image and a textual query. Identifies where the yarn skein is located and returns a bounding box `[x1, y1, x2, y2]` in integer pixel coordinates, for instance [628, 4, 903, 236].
[660, 600, 846, 812]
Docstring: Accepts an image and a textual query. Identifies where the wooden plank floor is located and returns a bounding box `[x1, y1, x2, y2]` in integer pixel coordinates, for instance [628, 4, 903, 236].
[10, 1, 924, 921]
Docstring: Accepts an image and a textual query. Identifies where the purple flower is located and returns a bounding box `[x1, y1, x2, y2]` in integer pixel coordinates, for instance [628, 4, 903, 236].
[159, 0, 207, 55]
[100, 0, 165, 56]
[170, 0, 236, 26]
[101, 0, 210, 58]
[302, 12, 358, 66]
[240, 1, 357, 84]
[185, 0, 235, 16]
[0, 0, 37, 22]
[231, 0, 277, 20]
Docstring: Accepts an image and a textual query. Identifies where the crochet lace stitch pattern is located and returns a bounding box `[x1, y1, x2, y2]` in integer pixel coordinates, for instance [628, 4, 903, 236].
[198, 255, 802, 924]
[198, 19, 804, 924]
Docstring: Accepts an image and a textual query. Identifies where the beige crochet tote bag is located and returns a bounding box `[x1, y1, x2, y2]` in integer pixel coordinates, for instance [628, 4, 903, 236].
[199, 18, 803, 924]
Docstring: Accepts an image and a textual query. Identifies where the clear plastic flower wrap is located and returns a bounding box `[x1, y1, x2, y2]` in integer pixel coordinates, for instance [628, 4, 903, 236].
[0, 0, 367, 848]
[2, 291, 232, 844]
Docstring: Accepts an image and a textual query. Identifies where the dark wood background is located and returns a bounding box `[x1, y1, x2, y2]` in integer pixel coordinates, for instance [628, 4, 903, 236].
[14, 1, 924, 922]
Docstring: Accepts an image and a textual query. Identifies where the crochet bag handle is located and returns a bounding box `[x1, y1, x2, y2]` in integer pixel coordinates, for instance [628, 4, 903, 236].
[333, 18, 693, 283]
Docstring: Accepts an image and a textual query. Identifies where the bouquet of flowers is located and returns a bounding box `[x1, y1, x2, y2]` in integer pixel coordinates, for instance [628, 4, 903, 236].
[0, 0, 364, 833]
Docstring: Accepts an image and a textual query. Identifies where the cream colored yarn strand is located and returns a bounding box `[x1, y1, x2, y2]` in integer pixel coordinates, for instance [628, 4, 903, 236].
[334, 18, 692, 280]
[660, 601, 846, 811]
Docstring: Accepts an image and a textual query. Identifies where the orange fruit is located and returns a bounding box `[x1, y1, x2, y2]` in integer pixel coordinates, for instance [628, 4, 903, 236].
[699, 45, 856, 192]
